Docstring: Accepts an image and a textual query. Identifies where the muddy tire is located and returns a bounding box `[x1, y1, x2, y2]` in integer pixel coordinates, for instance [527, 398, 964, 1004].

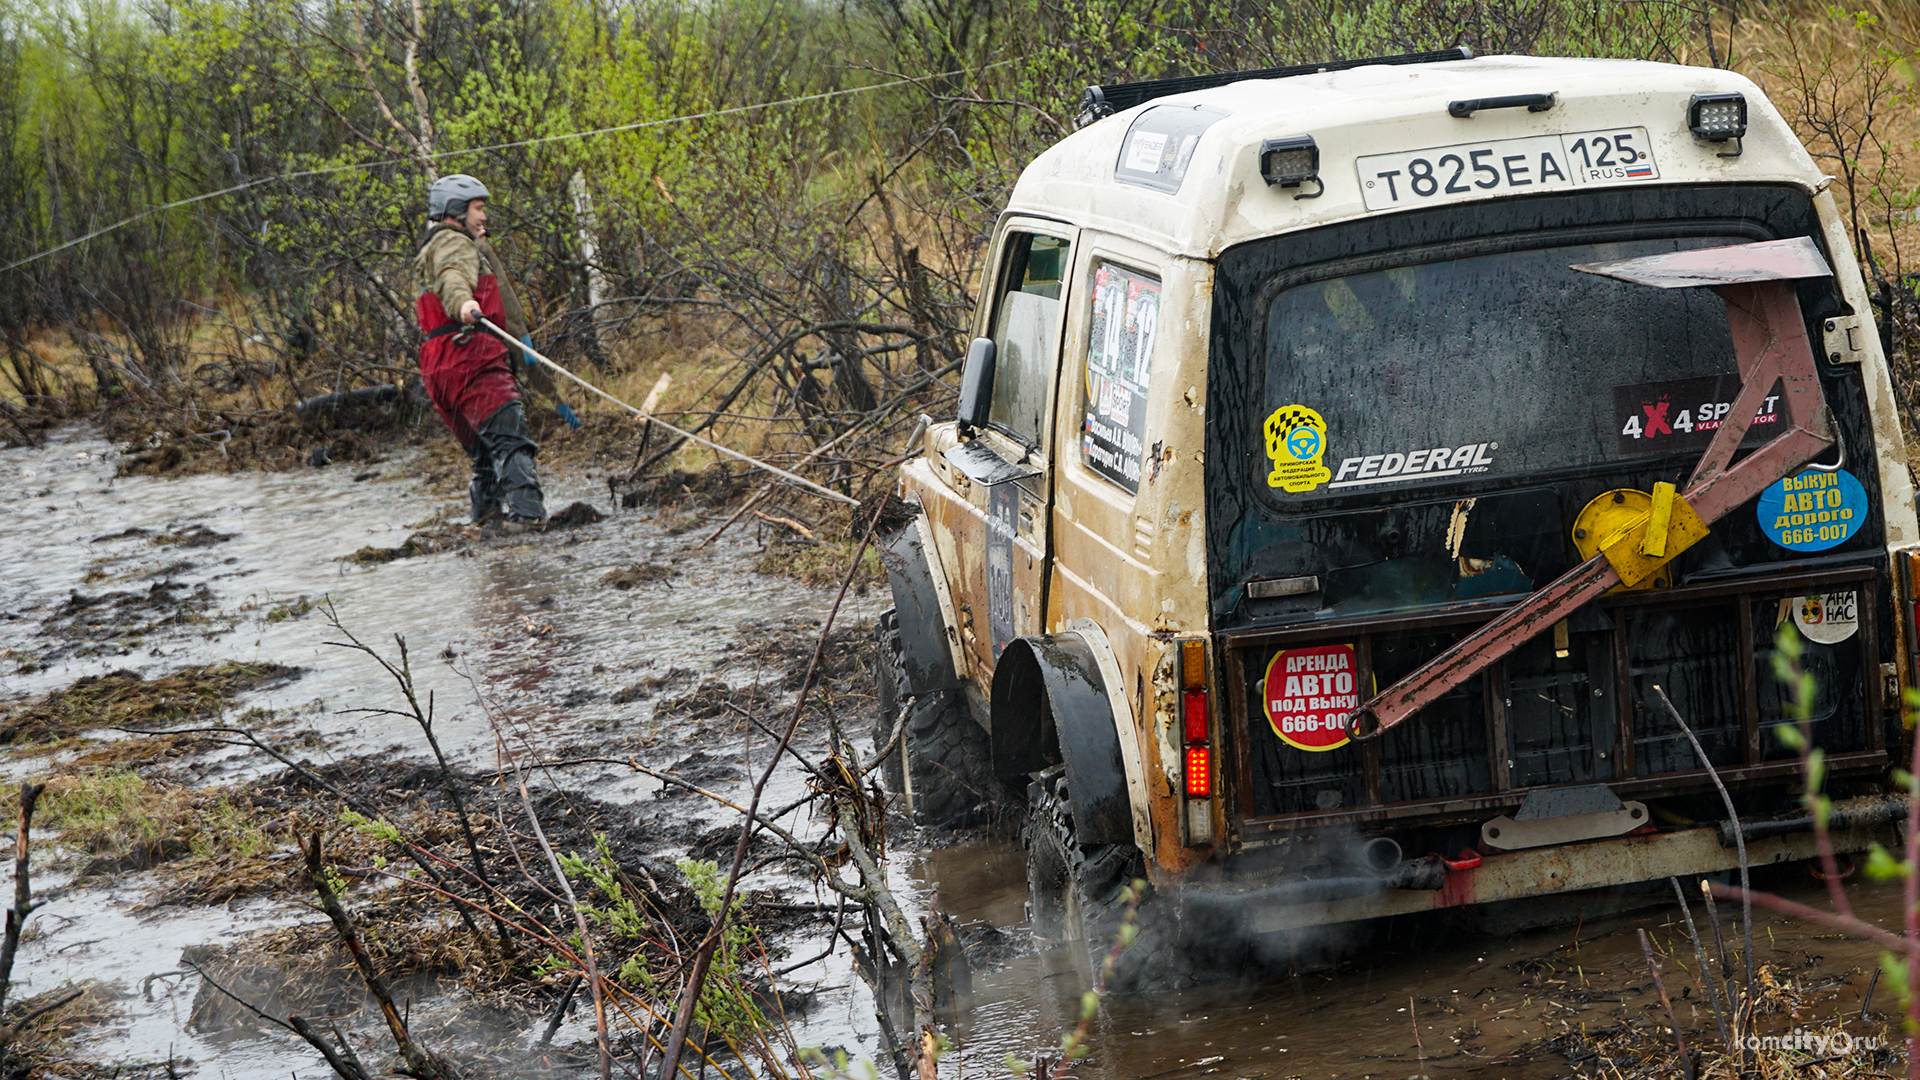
[871, 610, 996, 830]
[1025, 764, 1147, 960]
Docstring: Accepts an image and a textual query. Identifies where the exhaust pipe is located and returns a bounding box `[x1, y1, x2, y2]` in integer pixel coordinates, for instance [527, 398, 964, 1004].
[1357, 836, 1402, 874]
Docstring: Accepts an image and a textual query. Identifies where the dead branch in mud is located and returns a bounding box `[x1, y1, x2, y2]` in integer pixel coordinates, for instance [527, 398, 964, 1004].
[1637, 927, 1695, 1080]
[298, 829, 462, 1080]
[656, 496, 894, 1080]
[159, 720, 500, 953]
[324, 601, 517, 961]
[1651, 684, 1756, 1023]
[0, 781, 83, 1065]
[1670, 876, 1732, 1052]
[477, 691, 615, 1080]
[144, 595, 943, 1078]
[0, 783, 45, 1018]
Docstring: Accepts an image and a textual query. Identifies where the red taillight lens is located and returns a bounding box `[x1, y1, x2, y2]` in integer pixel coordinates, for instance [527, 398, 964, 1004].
[1911, 596, 1920, 686]
[1184, 746, 1211, 798]
[1182, 689, 1209, 743]
[1907, 554, 1920, 693]
[1179, 639, 1213, 804]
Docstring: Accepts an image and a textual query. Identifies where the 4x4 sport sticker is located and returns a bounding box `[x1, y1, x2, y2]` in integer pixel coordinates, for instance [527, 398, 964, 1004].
[1263, 644, 1361, 752]
[1757, 469, 1866, 552]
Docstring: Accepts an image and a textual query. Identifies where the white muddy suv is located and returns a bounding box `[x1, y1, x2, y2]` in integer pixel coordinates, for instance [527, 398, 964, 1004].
[873, 47, 1916, 964]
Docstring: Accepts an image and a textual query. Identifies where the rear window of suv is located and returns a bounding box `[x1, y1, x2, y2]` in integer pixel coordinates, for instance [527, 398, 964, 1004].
[1259, 235, 1754, 501]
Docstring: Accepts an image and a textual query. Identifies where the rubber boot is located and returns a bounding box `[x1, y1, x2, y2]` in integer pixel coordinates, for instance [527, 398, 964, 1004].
[478, 401, 546, 522]
[467, 440, 502, 524]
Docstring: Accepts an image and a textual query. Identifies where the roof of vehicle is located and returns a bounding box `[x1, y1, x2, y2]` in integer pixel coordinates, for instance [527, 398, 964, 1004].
[1007, 55, 1822, 260]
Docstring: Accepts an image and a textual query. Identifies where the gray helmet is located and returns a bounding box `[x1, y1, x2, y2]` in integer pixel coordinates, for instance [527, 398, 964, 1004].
[427, 174, 490, 220]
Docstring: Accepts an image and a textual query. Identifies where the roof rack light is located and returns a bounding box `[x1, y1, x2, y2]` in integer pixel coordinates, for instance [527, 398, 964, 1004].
[1076, 46, 1474, 128]
[1260, 136, 1322, 199]
[1689, 92, 1746, 140]
[1688, 91, 1747, 159]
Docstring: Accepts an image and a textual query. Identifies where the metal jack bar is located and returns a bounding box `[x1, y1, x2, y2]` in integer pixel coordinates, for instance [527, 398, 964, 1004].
[1349, 237, 1837, 741]
[473, 317, 858, 506]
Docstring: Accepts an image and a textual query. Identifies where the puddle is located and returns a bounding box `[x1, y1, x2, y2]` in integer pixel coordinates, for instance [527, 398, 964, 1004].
[2, 424, 884, 1076]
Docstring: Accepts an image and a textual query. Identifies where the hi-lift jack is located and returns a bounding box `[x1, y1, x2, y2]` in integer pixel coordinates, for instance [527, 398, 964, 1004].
[1349, 236, 1840, 742]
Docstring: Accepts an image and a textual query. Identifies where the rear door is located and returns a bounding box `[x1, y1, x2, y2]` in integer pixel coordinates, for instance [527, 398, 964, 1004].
[1203, 185, 1893, 836]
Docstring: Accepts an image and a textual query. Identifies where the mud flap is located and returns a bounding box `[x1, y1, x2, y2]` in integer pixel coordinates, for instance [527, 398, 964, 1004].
[992, 634, 1132, 847]
[877, 516, 965, 701]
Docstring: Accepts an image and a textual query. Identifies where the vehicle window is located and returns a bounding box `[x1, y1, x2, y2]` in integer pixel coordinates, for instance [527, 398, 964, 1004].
[1081, 262, 1162, 492]
[987, 233, 1069, 446]
[1259, 236, 1753, 501]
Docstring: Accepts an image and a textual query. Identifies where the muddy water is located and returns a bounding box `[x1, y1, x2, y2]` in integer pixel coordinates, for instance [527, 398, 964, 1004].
[904, 839, 1908, 1079]
[0, 425, 865, 796]
[4, 424, 884, 1075]
[3, 424, 1908, 1078]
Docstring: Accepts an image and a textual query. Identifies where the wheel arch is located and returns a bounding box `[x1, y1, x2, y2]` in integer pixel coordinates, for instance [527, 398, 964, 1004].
[991, 622, 1154, 854]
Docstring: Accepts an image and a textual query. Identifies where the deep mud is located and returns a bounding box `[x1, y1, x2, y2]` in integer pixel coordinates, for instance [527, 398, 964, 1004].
[0, 422, 1913, 1080]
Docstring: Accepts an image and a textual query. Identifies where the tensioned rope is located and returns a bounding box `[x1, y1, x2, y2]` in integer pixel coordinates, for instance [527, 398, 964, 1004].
[0, 63, 999, 275]
[474, 316, 859, 506]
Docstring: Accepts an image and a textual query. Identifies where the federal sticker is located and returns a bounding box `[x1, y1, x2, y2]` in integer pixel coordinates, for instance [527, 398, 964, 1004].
[1263, 405, 1333, 493]
[1791, 590, 1859, 645]
[1329, 442, 1496, 489]
[1757, 470, 1868, 552]
[1263, 644, 1359, 752]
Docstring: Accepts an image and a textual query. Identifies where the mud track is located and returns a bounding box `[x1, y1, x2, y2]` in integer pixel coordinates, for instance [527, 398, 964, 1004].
[0, 424, 1912, 1080]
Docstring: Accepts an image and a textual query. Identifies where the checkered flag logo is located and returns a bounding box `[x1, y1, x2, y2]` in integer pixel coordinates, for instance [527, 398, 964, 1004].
[1263, 404, 1332, 492]
[1265, 405, 1324, 461]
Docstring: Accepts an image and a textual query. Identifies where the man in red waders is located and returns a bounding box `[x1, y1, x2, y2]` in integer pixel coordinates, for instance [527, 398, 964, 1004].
[413, 173, 547, 531]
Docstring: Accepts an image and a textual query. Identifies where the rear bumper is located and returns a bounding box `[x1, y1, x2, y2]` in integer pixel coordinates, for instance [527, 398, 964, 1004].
[1205, 795, 1902, 935]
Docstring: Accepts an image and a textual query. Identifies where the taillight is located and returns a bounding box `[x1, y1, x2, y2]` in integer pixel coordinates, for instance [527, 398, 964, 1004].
[1181, 639, 1211, 799]
[1907, 553, 1920, 691]
[1182, 690, 1209, 742]
[1184, 746, 1212, 798]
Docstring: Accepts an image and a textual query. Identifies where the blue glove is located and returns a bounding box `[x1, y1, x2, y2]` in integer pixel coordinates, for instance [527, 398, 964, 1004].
[556, 401, 582, 429]
[518, 334, 536, 369]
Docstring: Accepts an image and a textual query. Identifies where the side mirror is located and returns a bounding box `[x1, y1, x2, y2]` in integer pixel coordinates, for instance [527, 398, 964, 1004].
[956, 337, 996, 433]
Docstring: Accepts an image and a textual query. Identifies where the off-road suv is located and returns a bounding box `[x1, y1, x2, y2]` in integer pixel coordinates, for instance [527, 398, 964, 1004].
[872, 47, 1918, 963]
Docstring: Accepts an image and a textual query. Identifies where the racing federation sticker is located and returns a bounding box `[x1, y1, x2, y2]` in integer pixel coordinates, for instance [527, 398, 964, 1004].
[1757, 469, 1868, 552]
[1791, 590, 1860, 645]
[1263, 644, 1359, 752]
[1263, 405, 1333, 493]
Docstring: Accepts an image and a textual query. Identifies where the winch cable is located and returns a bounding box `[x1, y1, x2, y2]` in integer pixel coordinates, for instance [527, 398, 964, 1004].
[473, 317, 858, 507]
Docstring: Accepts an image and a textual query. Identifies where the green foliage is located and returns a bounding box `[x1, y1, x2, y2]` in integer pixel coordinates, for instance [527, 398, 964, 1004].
[1864, 841, 1910, 881]
[555, 834, 655, 990]
[340, 807, 404, 843]
[677, 856, 768, 1038]
[1880, 952, 1914, 1022]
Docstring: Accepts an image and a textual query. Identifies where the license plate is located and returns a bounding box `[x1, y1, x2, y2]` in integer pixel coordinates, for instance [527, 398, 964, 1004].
[1356, 127, 1659, 212]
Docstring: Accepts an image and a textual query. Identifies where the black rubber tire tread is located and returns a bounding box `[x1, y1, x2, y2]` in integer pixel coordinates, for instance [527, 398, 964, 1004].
[1024, 765, 1146, 957]
[871, 609, 996, 830]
